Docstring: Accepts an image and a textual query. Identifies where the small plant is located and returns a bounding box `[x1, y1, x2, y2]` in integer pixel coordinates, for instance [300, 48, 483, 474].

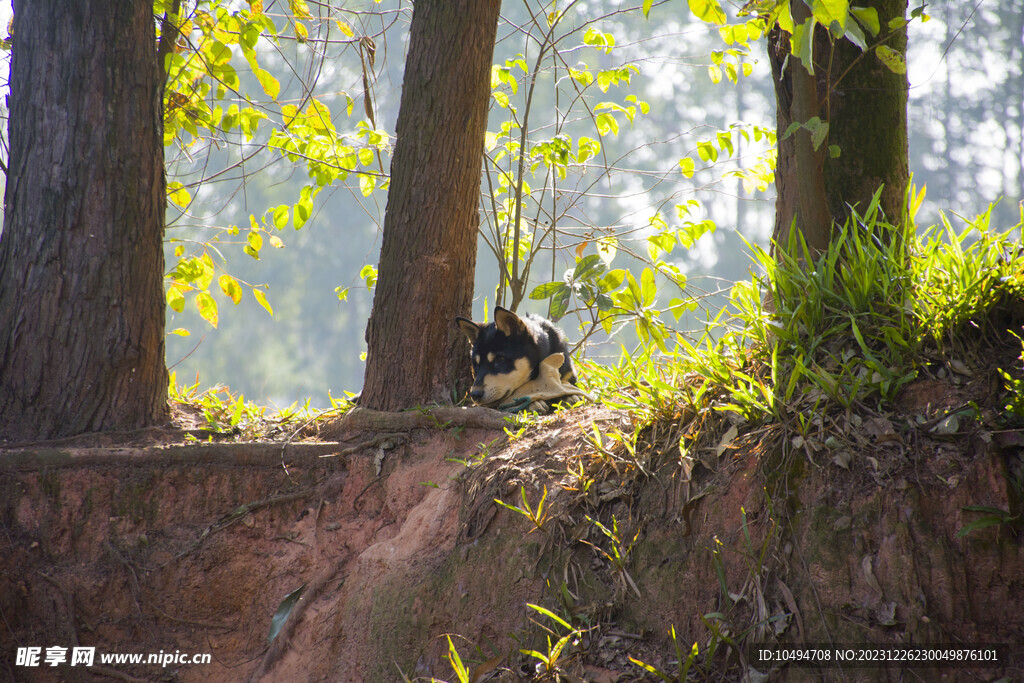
[997, 332, 1024, 424]
[169, 372, 322, 440]
[494, 485, 551, 533]
[628, 623, 714, 682]
[582, 515, 641, 598]
[444, 635, 471, 683]
[957, 506, 1021, 538]
[520, 603, 585, 679]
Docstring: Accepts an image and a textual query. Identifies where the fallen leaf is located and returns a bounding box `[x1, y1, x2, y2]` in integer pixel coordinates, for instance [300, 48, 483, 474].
[717, 425, 739, 457]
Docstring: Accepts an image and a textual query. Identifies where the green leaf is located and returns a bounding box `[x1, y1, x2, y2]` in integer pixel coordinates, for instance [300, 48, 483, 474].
[295, 188, 314, 229]
[360, 264, 378, 289]
[875, 45, 907, 74]
[525, 603, 573, 631]
[569, 67, 593, 87]
[167, 286, 185, 313]
[642, 0, 654, 17]
[791, 16, 818, 73]
[640, 268, 657, 307]
[716, 130, 734, 157]
[811, 0, 850, 34]
[598, 269, 626, 293]
[196, 292, 219, 328]
[678, 219, 717, 248]
[697, 141, 718, 163]
[254, 68, 280, 99]
[197, 252, 216, 291]
[596, 112, 618, 136]
[577, 136, 600, 163]
[688, 0, 727, 25]
[530, 281, 568, 300]
[647, 232, 677, 261]
[253, 288, 274, 316]
[446, 636, 469, 682]
[359, 174, 376, 197]
[679, 157, 696, 178]
[844, 19, 868, 50]
[583, 27, 615, 54]
[669, 297, 697, 320]
[219, 274, 243, 305]
[272, 204, 290, 229]
[850, 6, 880, 35]
[248, 230, 263, 253]
[573, 254, 606, 282]
[167, 181, 191, 208]
[268, 585, 305, 645]
[550, 287, 571, 320]
[809, 118, 829, 151]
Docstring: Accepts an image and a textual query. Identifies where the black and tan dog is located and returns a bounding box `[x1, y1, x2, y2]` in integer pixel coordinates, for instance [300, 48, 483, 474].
[455, 306, 576, 408]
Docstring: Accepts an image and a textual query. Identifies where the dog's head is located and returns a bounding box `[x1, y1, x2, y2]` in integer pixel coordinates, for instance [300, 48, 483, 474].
[455, 307, 536, 406]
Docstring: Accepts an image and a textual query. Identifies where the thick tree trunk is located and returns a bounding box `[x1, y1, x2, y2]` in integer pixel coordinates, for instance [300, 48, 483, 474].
[361, 0, 501, 412]
[769, 0, 909, 255]
[0, 0, 169, 441]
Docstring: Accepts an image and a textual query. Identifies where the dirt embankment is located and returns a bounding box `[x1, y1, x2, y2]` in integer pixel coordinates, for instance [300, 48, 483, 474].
[1, 395, 1022, 682]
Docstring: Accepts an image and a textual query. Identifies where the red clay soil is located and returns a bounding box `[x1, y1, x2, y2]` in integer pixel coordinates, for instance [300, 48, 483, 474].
[1, 392, 1022, 682]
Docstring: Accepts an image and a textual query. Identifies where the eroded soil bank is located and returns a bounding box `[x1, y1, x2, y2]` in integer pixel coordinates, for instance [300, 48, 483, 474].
[2, 400, 1022, 682]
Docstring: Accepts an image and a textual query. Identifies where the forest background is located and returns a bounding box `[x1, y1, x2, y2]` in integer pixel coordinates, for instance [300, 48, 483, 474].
[0, 0, 1019, 410]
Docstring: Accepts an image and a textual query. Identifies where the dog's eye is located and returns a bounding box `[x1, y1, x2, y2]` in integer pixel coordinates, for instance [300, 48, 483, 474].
[493, 353, 504, 363]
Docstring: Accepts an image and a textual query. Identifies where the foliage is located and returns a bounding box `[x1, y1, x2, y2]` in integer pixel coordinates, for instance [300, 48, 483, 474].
[519, 603, 586, 678]
[480, 1, 776, 354]
[998, 333, 1024, 423]
[494, 485, 551, 533]
[168, 371, 317, 438]
[580, 182, 1023, 439]
[160, 0, 387, 332]
[682, 0, 929, 77]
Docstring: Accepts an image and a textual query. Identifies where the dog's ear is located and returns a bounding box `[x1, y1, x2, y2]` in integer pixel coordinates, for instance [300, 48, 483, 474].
[541, 353, 564, 369]
[455, 317, 482, 342]
[494, 306, 527, 336]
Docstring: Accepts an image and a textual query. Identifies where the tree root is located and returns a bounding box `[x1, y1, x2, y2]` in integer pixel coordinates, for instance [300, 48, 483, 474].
[0, 441, 345, 472]
[323, 405, 510, 438]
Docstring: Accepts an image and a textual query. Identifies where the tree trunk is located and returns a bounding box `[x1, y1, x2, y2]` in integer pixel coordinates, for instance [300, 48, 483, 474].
[769, 0, 909, 255]
[360, 0, 501, 412]
[0, 0, 169, 441]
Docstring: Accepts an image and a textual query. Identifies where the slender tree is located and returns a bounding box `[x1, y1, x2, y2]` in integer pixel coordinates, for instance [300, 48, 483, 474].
[768, 0, 909, 254]
[0, 0, 169, 441]
[360, 0, 502, 411]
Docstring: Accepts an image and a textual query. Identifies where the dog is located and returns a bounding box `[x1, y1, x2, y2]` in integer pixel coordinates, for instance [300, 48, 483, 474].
[455, 306, 576, 408]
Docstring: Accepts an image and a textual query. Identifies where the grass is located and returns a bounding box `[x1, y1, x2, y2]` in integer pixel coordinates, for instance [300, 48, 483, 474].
[168, 371, 328, 439]
[583, 186, 1024, 444]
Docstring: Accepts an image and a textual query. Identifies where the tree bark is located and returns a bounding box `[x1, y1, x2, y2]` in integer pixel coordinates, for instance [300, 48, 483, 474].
[769, 0, 909, 256]
[0, 0, 169, 441]
[360, 0, 501, 412]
